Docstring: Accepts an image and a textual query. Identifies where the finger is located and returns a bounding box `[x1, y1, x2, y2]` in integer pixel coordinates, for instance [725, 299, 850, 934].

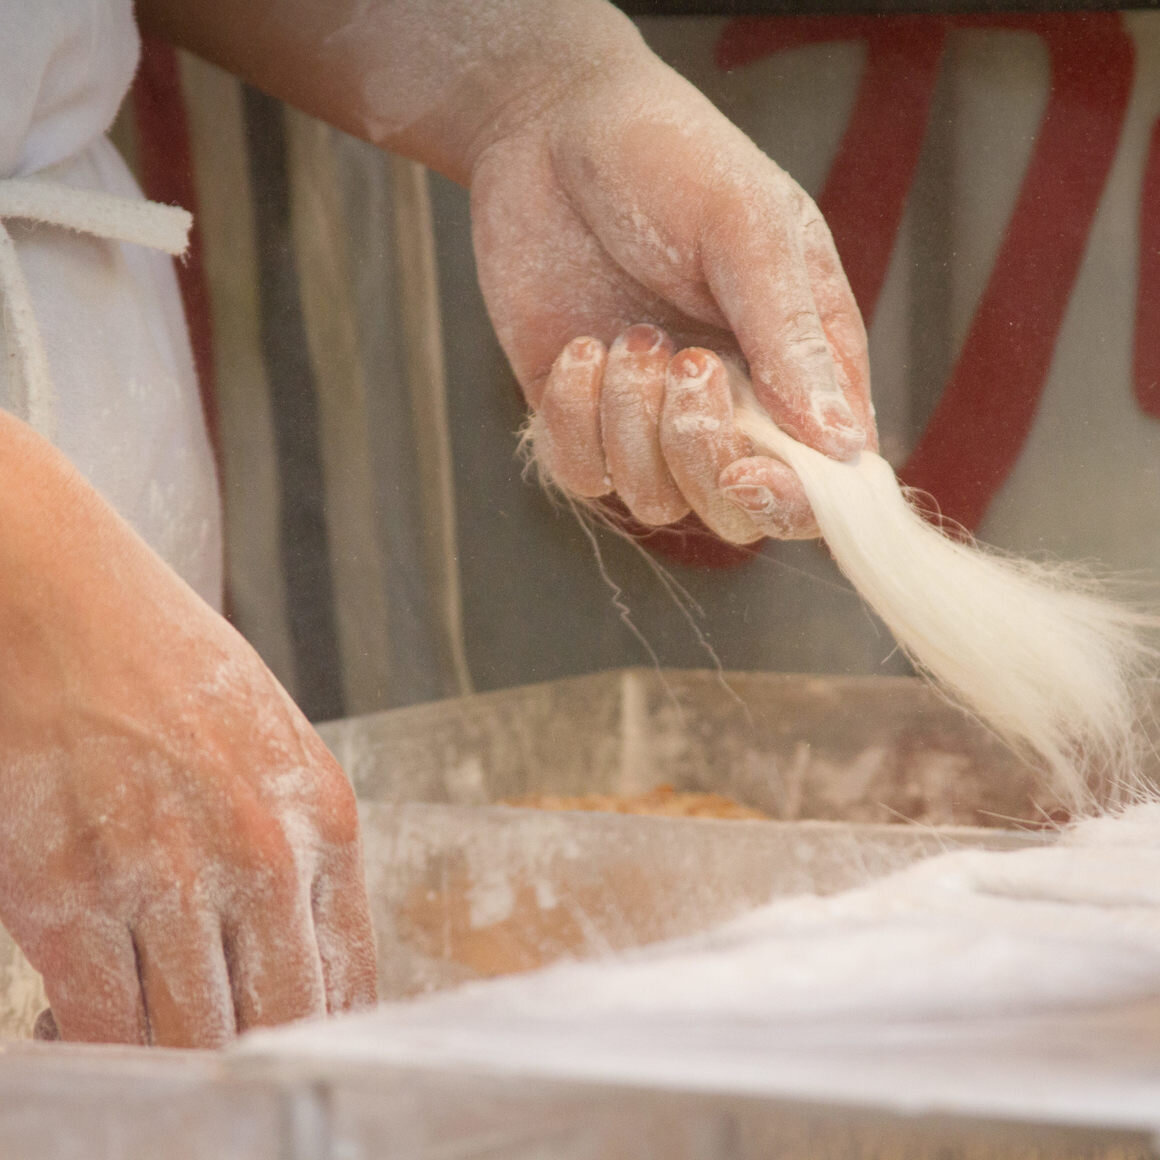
[34, 917, 146, 1044]
[602, 325, 690, 526]
[701, 178, 866, 460]
[311, 838, 378, 1014]
[719, 456, 819, 540]
[535, 338, 611, 498]
[660, 348, 763, 544]
[795, 193, 878, 452]
[224, 879, 328, 1033]
[135, 901, 235, 1048]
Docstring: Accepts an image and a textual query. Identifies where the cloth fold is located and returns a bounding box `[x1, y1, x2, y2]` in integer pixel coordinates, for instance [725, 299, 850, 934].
[0, 176, 191, 440]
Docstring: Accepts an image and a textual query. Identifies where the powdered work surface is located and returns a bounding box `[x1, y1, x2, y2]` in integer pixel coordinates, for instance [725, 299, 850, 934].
[240, 804, 1160, 1131]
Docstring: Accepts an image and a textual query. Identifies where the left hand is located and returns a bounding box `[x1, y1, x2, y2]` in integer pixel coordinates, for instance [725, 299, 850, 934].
[468, 46, 878, 543]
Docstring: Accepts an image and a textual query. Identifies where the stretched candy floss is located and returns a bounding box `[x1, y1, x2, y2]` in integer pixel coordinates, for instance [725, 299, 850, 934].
[730, 379, 1157, 809]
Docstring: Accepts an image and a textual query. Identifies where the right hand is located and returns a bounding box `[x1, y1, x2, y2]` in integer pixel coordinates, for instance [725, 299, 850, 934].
[0, 414, 376, 1047]
[468, 35, 878, 545]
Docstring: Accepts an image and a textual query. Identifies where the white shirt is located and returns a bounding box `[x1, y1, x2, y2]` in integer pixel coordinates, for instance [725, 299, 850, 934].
[0, 0, 222, 607]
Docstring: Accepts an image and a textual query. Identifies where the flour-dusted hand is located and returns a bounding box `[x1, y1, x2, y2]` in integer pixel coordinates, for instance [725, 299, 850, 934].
[0, 414, 376, 1047]
[469, 45, 877, 543]
[139, 0, 876, 545]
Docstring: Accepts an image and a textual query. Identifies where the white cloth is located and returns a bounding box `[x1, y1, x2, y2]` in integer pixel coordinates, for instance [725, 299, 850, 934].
[0, 0, 222, 607]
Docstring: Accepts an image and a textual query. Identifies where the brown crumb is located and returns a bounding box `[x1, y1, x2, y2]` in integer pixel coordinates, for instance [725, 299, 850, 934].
[502, 784, 769, 820]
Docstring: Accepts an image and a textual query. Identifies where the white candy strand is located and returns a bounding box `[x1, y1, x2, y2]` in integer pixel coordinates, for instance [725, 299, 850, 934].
[732, 384, 1156, 808]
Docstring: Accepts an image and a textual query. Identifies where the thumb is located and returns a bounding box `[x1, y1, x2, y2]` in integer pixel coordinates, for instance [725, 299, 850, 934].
[700, 174, 867, 460]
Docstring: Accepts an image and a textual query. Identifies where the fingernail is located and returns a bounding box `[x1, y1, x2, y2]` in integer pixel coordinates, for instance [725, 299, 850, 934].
[819, 399, 865, 456]
[622, 324, 664, 354]
[669, 349, 712, 384]
[565, 337, 601, 363]
[722, 484, 776, 514]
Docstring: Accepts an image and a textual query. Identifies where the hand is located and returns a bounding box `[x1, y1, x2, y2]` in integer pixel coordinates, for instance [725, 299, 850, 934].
[135, 0, 871, 537]
[0, 416, 376, 1046]
[469, 49, 877, 543]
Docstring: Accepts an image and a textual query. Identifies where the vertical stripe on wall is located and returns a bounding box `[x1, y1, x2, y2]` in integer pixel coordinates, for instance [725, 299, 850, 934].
[330, 135, 469, 705]
[389, 157, 474, 698]
[284, 110, 394, 716]
[242, 87, 346, 723]
[179, 56, 299, 701]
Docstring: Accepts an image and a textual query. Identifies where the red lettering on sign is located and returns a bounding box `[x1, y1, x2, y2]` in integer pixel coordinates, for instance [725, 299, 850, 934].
[1135, 120, 1160, 419]
[719, 14, 1134, 531]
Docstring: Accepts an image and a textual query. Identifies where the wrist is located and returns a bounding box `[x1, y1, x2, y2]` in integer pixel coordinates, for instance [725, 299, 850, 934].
[368, 1, 648, 185]
[0, 414, 191, 717]
[140, 0, 649, 187]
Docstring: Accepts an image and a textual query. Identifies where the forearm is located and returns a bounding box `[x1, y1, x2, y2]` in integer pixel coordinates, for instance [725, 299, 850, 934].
[0, 412, 185, 712]
[136, 0, 646, 184]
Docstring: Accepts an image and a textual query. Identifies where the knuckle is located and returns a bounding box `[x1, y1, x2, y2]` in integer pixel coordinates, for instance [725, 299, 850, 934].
[235, 826, 301, 909]
[786, 334, 832, 366]
[800, 210, 831, 245]
[313, 772, 362, 848]
[782, 174, 811, 212]
[781, 308, 826, 343]
[778, 311, 830, 366]
[605, 389, 660, 430]
[666, 412, 723, 441]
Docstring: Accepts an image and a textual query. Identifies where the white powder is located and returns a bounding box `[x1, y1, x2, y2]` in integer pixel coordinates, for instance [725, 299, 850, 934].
[237, 803, 1160, 1131]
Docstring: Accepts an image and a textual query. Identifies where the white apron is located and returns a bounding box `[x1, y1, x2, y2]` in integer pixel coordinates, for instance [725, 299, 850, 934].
[0, 0, 222, 608]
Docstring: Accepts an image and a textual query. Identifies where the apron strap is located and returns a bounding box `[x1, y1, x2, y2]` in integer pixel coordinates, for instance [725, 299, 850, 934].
[0, 179, 192, 441]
